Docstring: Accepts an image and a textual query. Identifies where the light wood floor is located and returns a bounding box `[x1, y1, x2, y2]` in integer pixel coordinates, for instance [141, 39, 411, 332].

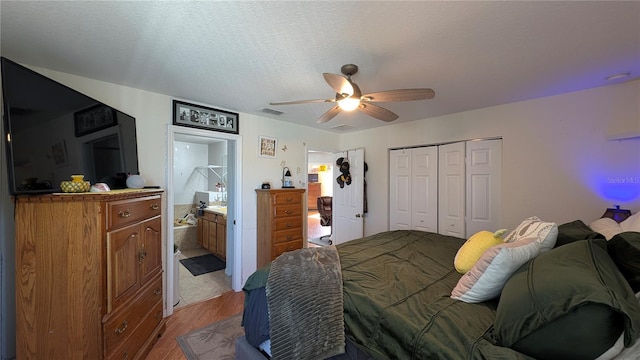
[146, 290, 245, 359]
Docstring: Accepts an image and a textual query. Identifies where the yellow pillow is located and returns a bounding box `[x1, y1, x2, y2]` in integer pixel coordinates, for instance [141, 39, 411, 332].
[454, 229, 506, 273]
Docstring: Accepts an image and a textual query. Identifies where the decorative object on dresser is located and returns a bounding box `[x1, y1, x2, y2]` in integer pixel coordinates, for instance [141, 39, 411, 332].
[256, 189, 305, 268]
[281, 167, 294, 188]
[14, 189, 165, 359]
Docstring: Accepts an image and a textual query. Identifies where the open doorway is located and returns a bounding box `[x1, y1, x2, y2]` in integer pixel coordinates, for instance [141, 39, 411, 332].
[306, 150, 334, 246]
[165, 125, 242, 317]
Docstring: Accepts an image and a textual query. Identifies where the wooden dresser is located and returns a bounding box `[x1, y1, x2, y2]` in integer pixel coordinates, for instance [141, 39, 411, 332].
[307, 182, 321, 210]
[14, 189, 165, 360]
[256, 188, 305, 268]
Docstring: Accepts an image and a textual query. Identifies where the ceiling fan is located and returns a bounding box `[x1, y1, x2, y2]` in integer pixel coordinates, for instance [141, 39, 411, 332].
[269, 64, 435, 123]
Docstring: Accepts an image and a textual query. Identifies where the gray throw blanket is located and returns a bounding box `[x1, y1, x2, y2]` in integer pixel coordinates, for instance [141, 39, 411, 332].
[266, 245, 345, 360]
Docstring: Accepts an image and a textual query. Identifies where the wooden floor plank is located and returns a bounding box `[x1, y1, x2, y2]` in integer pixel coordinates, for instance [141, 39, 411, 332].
[146, 290, 245, 359]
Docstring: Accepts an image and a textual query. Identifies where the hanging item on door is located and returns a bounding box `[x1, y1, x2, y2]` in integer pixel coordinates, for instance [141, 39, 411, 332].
[336, 157, 352, 188]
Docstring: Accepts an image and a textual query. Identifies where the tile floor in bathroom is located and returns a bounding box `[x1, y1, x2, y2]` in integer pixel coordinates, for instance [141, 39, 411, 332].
[174, 210, 329, 309]
[174, 247, 232, 309]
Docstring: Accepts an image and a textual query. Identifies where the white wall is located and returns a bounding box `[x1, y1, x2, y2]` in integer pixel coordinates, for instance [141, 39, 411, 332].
[341, 80, 640, 237]
[173, 141, 208, 206]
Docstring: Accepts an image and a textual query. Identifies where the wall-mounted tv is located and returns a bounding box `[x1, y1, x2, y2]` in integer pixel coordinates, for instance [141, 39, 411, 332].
[1, 57, 139, 195]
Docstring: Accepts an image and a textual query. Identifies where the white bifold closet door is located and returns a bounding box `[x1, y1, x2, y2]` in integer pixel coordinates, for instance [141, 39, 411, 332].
[389, 146, 438, 232]
[465, 139, 502, 236]
[390, 139, 502, 238]
[438, 142, 466, 237]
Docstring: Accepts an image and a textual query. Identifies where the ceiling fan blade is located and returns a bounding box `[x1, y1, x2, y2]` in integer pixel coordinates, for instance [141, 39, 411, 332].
[316, 105, 342, 124]
[358, 103, 399, 122]
[362, 88, 435, 102]
[323, 73, 353, 96]
[269, 99, 333, 106]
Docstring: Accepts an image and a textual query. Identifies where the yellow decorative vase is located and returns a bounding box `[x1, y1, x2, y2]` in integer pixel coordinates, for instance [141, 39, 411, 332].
[61, 175, 90, 193]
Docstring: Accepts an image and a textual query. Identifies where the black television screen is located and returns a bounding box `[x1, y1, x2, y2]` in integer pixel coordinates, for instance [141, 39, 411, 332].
[1, 57, 139, 195]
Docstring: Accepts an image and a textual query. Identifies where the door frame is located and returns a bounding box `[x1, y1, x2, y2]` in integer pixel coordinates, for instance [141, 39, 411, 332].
[305, 145, 338, 243]
[165, 125, 243, 317]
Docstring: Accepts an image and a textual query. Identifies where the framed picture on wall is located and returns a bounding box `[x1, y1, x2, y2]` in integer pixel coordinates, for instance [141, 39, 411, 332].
[258, 136, 277, 158]
[172, 100, 239, 134]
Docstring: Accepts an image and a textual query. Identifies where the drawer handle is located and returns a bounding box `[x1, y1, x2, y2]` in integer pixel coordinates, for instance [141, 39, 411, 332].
[155, 311, 162, 319]
[115, 320, 128, 335]
[285, 235, 292, 240]
[286, 223, 292, 228]
[122, 351, 128, 360]
[284, 210, 293, 215]
[285, 197, 293, 202]
[154, 288, 162, 296]
[118, 210, 131, 218]
[151, 203, 159, 210]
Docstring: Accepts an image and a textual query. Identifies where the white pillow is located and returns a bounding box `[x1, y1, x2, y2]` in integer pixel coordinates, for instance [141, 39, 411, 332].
[504, 216, 558, 252]
[589, 217, 622, 240]
[620, 212, 640, 233]
[451, 237, 541, 303]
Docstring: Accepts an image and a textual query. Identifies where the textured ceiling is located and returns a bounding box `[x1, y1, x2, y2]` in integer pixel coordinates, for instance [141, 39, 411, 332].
[1, 1, 639, 133]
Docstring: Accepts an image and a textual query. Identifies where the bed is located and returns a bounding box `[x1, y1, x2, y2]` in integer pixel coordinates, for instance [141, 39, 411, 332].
[238, 215, 640, 360]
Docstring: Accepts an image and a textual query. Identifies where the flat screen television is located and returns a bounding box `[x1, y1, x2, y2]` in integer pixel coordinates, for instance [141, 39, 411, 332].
[1, 57, 139, 195]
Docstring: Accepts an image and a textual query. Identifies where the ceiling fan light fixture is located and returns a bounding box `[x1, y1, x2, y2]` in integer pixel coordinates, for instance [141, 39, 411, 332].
[338, 97, 361, 111]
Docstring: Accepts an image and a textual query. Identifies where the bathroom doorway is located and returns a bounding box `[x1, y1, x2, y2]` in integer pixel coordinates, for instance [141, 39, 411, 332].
[306, 149, 335, 246]
[165, 125, 242, 317]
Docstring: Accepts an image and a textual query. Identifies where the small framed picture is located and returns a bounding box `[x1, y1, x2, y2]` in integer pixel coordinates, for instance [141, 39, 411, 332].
[172, 100, 239, 134]
[258, 136, 277, 158]
[51, 141, 68, 167]
[74, 104, 117, 137]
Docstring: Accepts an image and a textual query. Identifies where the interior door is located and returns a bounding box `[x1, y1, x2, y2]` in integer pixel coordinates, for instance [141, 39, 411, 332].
[333, 148, 364, 244]
[438, 142, 466, 238]
[466, 139, 502, 235]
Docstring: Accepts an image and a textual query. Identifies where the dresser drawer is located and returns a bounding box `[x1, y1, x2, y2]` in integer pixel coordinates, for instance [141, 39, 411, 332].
[274, 216, 302, 231]
[273, 239, 303, 259]
[273, 204, 302, 218]
[273, 228, 302, 244]
[272, 192, 301, 205]
[106, 300, 163, 360]
[107, 196, 161, 230]
[104, 276, 163, 352]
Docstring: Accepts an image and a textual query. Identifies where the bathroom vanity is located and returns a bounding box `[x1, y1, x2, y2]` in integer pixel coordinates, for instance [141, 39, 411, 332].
[197, 207, 227, 260]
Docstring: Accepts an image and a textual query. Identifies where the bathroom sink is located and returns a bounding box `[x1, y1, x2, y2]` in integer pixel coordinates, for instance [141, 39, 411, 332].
[206, 206, 227, 214]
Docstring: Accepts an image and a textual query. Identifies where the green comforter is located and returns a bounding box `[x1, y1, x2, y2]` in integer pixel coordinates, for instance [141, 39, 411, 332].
[339, 230, 531, 359]
[244, 230, 533, 359]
